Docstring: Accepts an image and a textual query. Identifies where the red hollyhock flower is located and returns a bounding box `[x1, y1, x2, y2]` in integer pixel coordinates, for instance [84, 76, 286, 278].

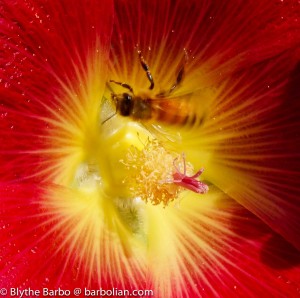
[1, 0, 300, 297]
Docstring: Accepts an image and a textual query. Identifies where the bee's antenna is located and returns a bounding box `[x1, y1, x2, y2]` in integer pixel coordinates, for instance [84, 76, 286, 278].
[136, 46, 154, 90]
[106, 81, 114, 93]
[169, 49, 188, 94]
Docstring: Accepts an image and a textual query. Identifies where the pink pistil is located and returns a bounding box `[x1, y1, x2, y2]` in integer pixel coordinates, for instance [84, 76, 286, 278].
[172, 154, 209, 194]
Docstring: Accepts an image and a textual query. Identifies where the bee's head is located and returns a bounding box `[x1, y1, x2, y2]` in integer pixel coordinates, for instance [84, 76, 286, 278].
[112, 93, 134, 117]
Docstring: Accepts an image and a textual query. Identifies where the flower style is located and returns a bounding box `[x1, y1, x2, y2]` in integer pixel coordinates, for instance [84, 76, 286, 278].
[1, 0, 300, 297]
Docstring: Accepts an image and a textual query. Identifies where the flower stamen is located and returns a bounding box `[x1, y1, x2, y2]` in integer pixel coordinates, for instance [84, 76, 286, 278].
[121, 139, 208, 206]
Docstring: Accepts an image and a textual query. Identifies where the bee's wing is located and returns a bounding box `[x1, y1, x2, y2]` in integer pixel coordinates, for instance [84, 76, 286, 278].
[146, 122, 183, 144]
[142, 93, 196, 144]
[153, 91, 208, 125]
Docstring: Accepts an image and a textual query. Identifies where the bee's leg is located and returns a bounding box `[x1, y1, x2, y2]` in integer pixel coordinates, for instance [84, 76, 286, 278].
[169, 50, 187, 93]
[109, 80, 134, 94]
[101, 112, 117, 125]
[137, 50, 154, 90]
[157, 49, 188, 97]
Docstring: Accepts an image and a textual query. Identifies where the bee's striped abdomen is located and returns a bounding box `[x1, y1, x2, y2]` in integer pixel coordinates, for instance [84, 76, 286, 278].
[152, 99, 200, 127]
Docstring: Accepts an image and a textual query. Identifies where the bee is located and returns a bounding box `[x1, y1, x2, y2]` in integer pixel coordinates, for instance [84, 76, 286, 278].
[106, 49, 202, 127]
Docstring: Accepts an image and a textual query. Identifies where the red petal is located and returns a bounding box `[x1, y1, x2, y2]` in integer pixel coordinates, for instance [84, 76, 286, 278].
[1, 184, 300, 296]
[0, 0, 114, 182]
[0, 183, 79, 289]
[0, 183, 145, 290]
[110, 0, 300, 90]
[202, 56, 300, 250]
[1, 0, 300, 296]
[167, 194, 300, 297]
